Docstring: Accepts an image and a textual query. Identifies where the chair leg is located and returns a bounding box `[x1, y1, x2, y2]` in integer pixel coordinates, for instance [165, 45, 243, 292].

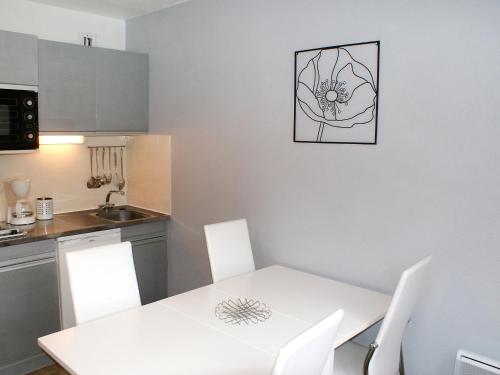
[362, 342, 405, 375]
[399, 345, 405, 375]
[363, 342, 378, 375]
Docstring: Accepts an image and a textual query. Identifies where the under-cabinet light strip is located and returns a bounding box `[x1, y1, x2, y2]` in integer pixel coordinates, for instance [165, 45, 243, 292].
[39, 135, 85, 145]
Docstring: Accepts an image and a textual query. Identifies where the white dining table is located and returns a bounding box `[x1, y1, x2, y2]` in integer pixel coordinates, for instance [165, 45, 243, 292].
[38, 265, 391, 375]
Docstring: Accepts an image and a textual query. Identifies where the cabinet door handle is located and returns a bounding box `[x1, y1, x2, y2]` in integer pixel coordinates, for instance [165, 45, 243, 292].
[130, 236, 167, 246]
[0, 257, 55, 273]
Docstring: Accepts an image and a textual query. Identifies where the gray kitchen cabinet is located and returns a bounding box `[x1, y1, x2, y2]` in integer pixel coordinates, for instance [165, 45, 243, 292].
[0, 241, 60, 375]
[96, 48, 148, 132]
[38, 39, 148, 133]
[122, 222, 167, 305]
[0, 30, 38, 86]
[38, 40, 97, 132]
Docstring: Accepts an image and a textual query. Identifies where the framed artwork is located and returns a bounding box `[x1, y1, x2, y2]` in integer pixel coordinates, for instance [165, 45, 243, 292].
[294, 41, 380, 144]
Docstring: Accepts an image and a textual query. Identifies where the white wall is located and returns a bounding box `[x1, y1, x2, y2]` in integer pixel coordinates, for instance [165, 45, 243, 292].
[127, 0, 500, 373]
[0, 0, 124, 49]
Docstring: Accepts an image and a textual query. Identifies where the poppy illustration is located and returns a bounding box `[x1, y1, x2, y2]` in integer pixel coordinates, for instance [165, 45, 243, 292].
[295, 42, 379, 143]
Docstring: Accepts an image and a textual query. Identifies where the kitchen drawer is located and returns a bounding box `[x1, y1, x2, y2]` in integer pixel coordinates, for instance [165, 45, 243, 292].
[121, 221, 167, 242]
[0, 239, 55, 263]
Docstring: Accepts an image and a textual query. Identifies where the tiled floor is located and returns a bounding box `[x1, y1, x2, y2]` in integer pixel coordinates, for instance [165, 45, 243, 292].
[29, 364, 68, 375]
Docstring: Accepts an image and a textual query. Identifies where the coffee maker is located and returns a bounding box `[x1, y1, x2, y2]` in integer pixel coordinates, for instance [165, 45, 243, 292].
[7, 179, 36, 225]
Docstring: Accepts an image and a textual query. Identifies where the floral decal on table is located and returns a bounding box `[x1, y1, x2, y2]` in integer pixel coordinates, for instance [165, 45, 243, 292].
[215, 298, 272, 325]
[294, 41, 380, 144]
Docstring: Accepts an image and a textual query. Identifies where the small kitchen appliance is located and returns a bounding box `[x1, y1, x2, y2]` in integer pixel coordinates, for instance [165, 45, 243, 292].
[0, 86, 39, 153]
[7, 179, 36, 225]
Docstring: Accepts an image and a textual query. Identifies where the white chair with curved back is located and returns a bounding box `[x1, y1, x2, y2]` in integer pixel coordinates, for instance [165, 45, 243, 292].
[65, 241, 142, 325]
[273, 309, 344, 375]
[204, 218, 256, 283]
[334, 256, 432, 375]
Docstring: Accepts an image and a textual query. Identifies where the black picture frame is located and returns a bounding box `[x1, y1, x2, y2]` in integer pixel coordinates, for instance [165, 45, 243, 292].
[294, 41, 380, 145]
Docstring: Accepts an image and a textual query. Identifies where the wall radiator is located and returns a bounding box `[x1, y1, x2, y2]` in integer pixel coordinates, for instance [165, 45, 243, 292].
[454, 350, 500, 375]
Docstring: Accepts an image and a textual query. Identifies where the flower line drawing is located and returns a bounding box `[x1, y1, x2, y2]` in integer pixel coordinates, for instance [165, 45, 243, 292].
[295, 44, 378, 142]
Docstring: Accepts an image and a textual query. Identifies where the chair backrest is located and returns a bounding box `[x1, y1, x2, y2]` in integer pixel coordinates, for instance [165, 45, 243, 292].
[65, 241, 141, 325]
[369, 256, 432, 375]
[272, 309, 344, 375]
[204, 218, 256, 283]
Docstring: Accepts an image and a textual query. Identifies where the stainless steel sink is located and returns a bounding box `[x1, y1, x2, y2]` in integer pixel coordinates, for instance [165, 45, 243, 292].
[95, 208, 148, 222]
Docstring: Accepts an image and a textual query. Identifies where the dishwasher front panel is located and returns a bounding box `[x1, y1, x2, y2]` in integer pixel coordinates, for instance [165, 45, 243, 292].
[57, 229, 121, 329]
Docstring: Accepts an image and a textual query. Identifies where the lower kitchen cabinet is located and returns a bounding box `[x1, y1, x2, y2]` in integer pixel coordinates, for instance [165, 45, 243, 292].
[0, 220, 167, 374]
[0, 242, 60, 375]
[122, 221, 168, 305]
[130, 236, 168, 305]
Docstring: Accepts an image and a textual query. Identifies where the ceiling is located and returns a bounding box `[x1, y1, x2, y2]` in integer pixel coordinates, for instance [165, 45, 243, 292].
[27, 0, 192, 19]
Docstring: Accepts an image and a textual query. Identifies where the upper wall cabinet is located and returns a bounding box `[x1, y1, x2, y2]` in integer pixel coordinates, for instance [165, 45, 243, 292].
[38, 40, 97, 132]
[96, 49, 148, 132]
[0, 30, 38, 86]
[38, 40, 148, 133]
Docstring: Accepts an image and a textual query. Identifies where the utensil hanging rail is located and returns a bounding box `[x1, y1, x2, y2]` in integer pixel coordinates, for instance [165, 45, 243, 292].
[87, 146, 126, 150]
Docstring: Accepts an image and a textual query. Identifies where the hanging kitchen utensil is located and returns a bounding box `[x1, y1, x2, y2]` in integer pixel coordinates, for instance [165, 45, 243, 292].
[113, 148, 120, 189]
[94, 148, 102, 188]
[106, 147, 112, 184]
[100, 147, 107, 185]
[118, 147, 126, 191]
[86, 148, 95, 188]
[95, 148, 100, 184]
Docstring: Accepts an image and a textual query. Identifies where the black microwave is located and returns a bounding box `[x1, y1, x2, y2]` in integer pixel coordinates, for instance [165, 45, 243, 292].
[0, 88, 38, 153]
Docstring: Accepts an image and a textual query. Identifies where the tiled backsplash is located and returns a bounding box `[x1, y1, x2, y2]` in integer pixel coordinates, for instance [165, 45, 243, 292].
[127, 135, 171, 214]
[0, 136, 128, 222]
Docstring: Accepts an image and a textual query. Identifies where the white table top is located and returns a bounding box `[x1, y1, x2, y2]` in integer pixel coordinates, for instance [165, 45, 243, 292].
[39, 265, 391, 375]
[210, 265, 392, 347]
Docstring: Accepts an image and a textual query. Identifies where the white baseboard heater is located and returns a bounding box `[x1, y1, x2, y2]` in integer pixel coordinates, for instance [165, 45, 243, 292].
[454, 350, 500, 375]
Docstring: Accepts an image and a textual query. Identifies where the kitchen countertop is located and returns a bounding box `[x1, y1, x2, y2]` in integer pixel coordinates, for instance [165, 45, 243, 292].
[0, 206, 169, 248]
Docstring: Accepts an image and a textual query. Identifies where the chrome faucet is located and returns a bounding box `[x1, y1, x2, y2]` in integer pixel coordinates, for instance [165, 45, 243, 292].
[101, 190, 125, 209]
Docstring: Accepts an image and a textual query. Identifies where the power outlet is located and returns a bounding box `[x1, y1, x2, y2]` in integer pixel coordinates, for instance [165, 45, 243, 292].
[78, 32, 97, 47]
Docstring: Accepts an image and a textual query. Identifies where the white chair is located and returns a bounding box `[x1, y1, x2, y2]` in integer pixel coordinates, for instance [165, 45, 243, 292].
[65, 241, 141, 325]
[272, 309, 344, 375]
[204, 218, 256, 282]
[334, 256, 432, 375]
